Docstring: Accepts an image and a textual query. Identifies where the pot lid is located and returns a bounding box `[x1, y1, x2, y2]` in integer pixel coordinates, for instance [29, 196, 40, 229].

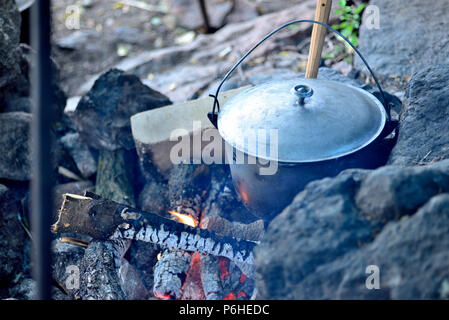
[217, 78, 386, 163]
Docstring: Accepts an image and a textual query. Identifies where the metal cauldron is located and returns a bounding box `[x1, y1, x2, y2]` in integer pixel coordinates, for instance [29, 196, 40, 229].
[208, 19, 398, 221]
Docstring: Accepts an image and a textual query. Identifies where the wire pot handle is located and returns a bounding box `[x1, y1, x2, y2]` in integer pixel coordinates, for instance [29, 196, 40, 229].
[208, 19, 389, 127]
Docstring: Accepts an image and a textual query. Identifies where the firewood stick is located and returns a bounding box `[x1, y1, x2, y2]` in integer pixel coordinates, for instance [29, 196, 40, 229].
[52, 192, 256, 276]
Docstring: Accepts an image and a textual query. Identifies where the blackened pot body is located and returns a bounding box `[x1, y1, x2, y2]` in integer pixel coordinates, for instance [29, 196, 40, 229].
[227, 134, 395, 221]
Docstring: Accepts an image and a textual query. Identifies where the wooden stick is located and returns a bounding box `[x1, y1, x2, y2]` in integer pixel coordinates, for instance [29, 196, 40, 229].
[305, 0, 332, 79]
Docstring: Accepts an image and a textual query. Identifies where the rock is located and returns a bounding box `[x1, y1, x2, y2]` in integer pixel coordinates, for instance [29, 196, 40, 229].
[60, 132, 97, 178]
[0, 112, 31, 180]
[0, 184, 27, 285]
[255, 169, 373, 299]
[8, 277, 69, 300]
[224, 0, 259, 25]
[388, 65, 449, 166]
[292, 194, 449, 299]
[126, 241, 159, 293]
[169, 0, 233, 31]
[72, 69, 171, 151]
[255, 160, 449, 299]
[77, 1, 321, 101]
[8, 278, 36, 300]
[1, 44, 67, 124]
[356, 0, 449, 82]
[55, 30, 102, 51]
[118, 258, 150, 300]
[0, 0, 21, 89]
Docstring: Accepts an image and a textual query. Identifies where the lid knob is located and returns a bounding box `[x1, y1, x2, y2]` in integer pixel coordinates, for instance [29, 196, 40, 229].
[292, 84, 314, 105]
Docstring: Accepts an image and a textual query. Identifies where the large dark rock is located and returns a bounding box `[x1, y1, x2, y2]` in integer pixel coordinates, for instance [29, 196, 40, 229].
[0, 184, 28, 286]
[292, 194, 449, 299]
[0, 112, 31, 180]
[72, 69, 171, 151]
[355, 163, 449, 224]
[1, 44, 67, 123]
[356, 0, 449, 81]
[388, 65, 449, 166]
[0, 0, 21, 89]
[255, 169, 373, 299]
[255, 160, 449, 299]
[60, 132, 97, 178]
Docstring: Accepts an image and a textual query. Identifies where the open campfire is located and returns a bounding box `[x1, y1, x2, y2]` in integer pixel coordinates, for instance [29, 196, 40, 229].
[52, 163, 262, 300]
[2, 0, 449, 302]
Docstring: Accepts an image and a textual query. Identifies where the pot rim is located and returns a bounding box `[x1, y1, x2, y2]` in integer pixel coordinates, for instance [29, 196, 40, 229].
[220, 82, 387, 164]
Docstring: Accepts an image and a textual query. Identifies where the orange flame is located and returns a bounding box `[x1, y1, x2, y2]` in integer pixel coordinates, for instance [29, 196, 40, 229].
[168, 210, 198, 227]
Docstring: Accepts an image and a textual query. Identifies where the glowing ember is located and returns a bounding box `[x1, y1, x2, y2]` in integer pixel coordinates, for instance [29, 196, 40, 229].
[168, 210, 198, 227]
[154, 291, 172, 300]
[223, 292, 236, 300]
[218, 257, 231, 281]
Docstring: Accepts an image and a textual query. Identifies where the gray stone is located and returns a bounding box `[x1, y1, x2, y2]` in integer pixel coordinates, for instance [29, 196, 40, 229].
[388, 65, 449, 166]
[169, 0, 233, 31]
[0, 112, 31, 180]
[356, 0, 449, 80]
[292, 194, 449, 299]
[72, 69, 171, 151]
[0, 184, 27, 284]
[255, 160, 449, 299]
[1, 44, 67, 124]
[8, 277, 69, 300]
[0, 0, 21, 89]
[60, 132, 97, 178]
[355, 164, 449, 224]
[255, 169, 373, 299]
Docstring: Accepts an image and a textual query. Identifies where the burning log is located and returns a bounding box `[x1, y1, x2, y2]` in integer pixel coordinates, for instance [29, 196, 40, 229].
[52, 192, 256, 276]
[168, 164, 210, 221]
[73, 240, 126, 300]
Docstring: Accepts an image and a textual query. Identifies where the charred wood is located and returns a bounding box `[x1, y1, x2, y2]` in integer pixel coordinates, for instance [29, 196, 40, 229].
[168, 164, 210, 220]
[53, 192, 256, 276]
[95, 149, 135, 207]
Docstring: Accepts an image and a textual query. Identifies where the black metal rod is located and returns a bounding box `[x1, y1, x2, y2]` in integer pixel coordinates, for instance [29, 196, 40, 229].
[30, 0, 53, 300]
